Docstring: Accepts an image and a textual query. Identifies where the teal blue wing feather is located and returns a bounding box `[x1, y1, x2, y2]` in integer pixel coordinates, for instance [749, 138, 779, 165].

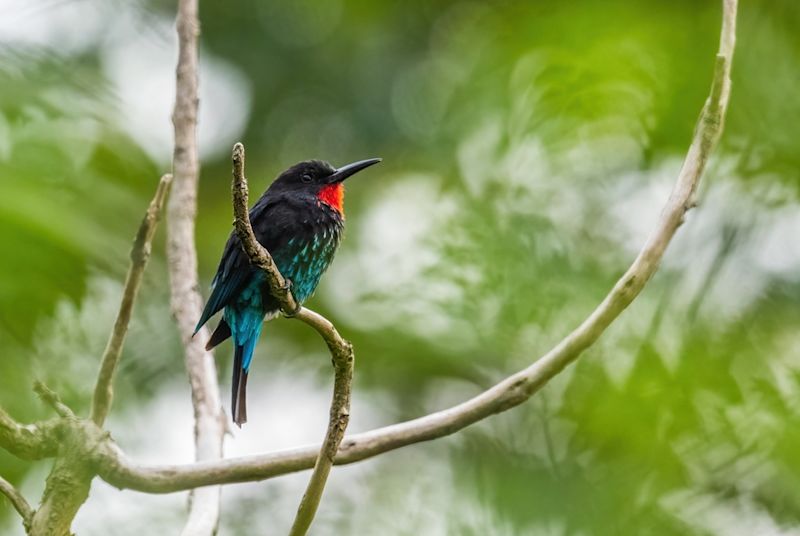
[194, 196, 304, 334]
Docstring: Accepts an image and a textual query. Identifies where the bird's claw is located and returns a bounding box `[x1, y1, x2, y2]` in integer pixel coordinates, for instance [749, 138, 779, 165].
[281, 278, 301, 317]
[284, 303, 302, 317]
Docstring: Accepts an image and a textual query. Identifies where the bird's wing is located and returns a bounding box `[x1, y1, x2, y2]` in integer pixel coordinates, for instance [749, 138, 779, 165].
[194, 233, 249, 333]
[194, 195, 305, 333]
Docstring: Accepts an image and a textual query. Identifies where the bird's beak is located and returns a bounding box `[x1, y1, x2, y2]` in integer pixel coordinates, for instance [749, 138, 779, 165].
[328, 158, 381, 183]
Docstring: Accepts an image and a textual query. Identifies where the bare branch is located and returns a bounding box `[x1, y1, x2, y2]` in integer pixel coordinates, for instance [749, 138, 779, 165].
[231, 143, 355, 535]
[0, 407, 57, 461]
[287, 329, 352, 536]
[231, 143, 298, 314]
[33, 382, 75, 420]
[27, 384, 101, 536]
[90, 174, 173, 426]
[167, 0, 225, 534]
[0, 475, 33, 531]
[16, 176, 175, 535]
[96, 0, 737, 498]
[30, 444, 94, 536]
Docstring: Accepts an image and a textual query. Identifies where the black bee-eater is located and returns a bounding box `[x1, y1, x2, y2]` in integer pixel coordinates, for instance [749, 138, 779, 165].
[195, 157, 381, 426]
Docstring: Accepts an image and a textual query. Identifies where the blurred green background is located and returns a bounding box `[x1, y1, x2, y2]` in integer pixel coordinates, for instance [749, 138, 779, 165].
[1, 0, 799, 534]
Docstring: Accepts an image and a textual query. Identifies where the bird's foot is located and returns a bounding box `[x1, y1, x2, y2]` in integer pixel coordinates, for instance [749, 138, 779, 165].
[281, 278, 302, 317]
[283, 302, 302, 317]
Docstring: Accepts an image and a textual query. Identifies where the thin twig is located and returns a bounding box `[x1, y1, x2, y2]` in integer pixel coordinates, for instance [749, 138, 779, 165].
[90, 174, 173, 426]
[167, 1, 225, 535]
[33, 382, 74, 420]
[0, 475, 33, 530]
[95, 0, 737, 498]
[231, 143, 355, 535]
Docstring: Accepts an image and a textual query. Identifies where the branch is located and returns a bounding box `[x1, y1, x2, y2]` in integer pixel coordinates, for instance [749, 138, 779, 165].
[167, 0, 225, 534]
[90, 174, 173, 426]
[29, 441, 94, 536]
[28, 383, 98, 535]
[20, 176, 174, 535]
[0, 407, 57, 461]
[33, 382, 75, 420]
[231, 143, 298, 314]
[0, 475, 33, 531]
[21, 170, 175, 534]
[95, 0, 737, 497]
[232, 143, 355, 535]
[287, 327, 352, 536]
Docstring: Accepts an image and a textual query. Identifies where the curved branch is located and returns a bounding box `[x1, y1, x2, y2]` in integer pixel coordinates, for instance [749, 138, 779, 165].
[0, 475, 33, 531]
[231, 143, 355, 535]
[95, 0, 737, 496]
[287, 332, 352, 536]
[167, 0, 225, 534]
[90, 174, 172, 426]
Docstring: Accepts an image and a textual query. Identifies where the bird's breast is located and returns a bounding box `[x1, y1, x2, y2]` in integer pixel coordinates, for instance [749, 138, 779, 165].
[274, 217, 343, 304]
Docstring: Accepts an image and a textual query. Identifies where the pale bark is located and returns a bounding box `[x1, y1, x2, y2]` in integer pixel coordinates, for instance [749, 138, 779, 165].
[166, 0, 226, 534]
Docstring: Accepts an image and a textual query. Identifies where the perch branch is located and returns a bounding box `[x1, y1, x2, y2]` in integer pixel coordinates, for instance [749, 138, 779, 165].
[95, 0, 736, 498]
[0, 475, 33, 530]
[90, 174, 173, 426]
[232, 143, 355, 536]
[230, 143, 298, 314]
[167, 0, 225, 534]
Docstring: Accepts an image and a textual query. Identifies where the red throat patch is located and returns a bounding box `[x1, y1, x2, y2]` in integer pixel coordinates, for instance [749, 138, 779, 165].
[318, 183, 345, 214]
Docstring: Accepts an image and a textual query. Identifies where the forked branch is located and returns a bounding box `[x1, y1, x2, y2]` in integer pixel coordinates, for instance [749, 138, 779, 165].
[231, 143, 355, 536]
[24, 173, 178, 535]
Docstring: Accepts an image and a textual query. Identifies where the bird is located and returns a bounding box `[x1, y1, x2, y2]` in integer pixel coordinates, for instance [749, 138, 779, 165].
[195, 157, 381, 426]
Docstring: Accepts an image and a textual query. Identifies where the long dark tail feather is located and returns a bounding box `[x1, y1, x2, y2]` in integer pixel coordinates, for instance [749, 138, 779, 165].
[206, 319, 232, 351]
[232, 344, 248, 427]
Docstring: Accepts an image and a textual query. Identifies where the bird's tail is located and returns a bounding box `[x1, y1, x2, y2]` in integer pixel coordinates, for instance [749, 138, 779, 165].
[232, 342, 249, 427]
[231, 321, 262, 427]
[206, 319, 232, 351]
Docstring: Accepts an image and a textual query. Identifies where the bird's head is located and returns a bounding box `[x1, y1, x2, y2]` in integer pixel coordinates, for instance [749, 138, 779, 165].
[269, 158, 381, 213]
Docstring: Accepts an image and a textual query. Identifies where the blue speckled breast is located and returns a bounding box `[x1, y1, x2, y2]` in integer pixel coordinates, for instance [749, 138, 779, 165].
[273, 223, 343, 303]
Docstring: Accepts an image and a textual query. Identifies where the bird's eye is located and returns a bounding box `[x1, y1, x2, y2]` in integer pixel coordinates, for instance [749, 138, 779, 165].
[301, 173, 313, 183]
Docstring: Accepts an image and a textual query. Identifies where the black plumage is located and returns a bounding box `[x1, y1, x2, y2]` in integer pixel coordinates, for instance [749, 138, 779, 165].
[195, 157, 380, 426]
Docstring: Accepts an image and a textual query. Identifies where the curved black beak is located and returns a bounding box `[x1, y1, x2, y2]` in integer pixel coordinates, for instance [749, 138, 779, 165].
[328, 158, 381, 183]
